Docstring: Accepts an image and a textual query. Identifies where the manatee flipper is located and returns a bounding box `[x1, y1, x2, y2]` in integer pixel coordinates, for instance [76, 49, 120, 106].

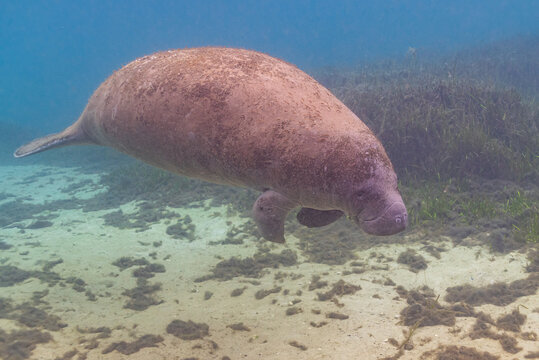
[13, 124, 89, 158]
[252, 190, 296, 243]
[297, 208, 343, 228]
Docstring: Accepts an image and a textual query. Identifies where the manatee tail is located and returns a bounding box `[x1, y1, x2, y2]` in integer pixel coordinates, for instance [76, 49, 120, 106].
[13, 124, 89, 158]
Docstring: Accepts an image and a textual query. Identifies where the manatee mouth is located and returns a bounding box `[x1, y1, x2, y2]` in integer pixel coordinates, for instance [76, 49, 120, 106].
[358, 202, 408, 236]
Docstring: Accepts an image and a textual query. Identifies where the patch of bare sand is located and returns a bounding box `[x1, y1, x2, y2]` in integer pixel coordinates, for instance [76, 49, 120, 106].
[0, 166, 537, 360]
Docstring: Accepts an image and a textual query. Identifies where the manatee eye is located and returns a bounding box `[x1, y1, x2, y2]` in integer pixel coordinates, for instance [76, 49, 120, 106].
[355, 189, 366, 200]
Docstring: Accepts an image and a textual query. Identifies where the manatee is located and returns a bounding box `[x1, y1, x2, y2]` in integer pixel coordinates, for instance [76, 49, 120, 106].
[14, 47, 407, 242]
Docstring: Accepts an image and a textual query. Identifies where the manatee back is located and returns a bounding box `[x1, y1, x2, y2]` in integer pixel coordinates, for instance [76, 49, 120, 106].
[79, 48, 379, 198]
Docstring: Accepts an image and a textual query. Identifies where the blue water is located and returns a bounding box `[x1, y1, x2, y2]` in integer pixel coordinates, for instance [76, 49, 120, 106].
[1, 0, 538, 132]
[0, 2, 538, 359]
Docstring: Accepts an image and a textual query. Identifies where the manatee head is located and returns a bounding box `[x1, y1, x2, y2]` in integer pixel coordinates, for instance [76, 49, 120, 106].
[346, 165, 408, 236]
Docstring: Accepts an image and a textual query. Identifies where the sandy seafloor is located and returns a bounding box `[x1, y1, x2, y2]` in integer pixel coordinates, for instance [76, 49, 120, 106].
[0, 163, 537, 360]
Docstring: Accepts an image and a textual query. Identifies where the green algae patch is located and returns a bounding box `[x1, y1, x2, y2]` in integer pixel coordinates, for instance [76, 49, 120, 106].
[254, 286, 282, 300]
[469, 314, 523, 354]
[102, 334, 164, 355]
[496, 309, 527, 332]
[326, 312, 349, 320]
[112, 256, 149, 271]
[0, 328, 52, 360]
[103, 203, 177, 232]
[317, 280, 361, 301]
[230, 286, 247, 297]
[0, 264, 63, 288]
[165, 215, 196, 241]
[26, 220, 53, 229]
[194, 249, 297, 282]
[0, 199, 75, 228]
[288, 340, 307, 351]
[227, 323, 250, 331]
[122, 278, 163, 311]
[445, 273, 539, 306]
[396, 286, 478, 329]
[166, 320, 209, 340]
[0, 265, 31, 286]
[308, 274, 328, 291]
[421, 345, 499, 360]
[397, 249, 428, 272]
[17, 303, 67, 331]
[0, 240, 13, 250]
[132, 263, 166, 279]
[296, 224, 360, 265]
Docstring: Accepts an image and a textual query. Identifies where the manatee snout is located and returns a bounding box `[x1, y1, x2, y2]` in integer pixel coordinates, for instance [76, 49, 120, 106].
[358, 200, 408, 236]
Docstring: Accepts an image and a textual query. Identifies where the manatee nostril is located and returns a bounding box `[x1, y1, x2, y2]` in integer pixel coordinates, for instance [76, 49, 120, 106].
[399, 213, 408, 228]
[359, 202, 408, 235]
[392, 211, 408, 228]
